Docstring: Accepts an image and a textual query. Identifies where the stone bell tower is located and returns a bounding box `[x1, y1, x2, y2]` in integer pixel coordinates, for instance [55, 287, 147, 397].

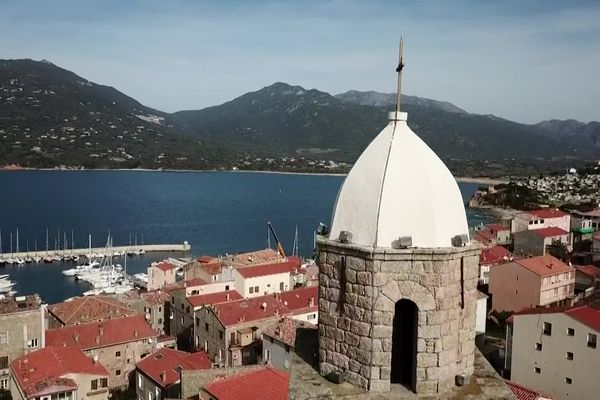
[317, 40, 480, 395]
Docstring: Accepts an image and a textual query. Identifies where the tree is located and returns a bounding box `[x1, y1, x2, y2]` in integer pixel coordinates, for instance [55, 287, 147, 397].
[0, 389, 13, 400]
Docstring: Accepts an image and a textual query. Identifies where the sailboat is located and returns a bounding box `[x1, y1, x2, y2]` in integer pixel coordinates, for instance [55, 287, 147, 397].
[15, 229, 24, 265]
[24, 240, 33, 263]
[291, 225, 299, 257]
[0, 230, 5, 266]
[127, 233, 135, 256]
[6, 233, 15, 264]
[62, 234, 98, 276]
[137, 234, 145, 255]
[33, 238, 41, 263]
[70, 230, 79, 262]
[43, 229, 53, 263]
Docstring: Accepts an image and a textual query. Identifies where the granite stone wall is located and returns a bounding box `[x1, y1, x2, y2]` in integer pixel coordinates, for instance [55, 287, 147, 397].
[317, 237, 480, 395]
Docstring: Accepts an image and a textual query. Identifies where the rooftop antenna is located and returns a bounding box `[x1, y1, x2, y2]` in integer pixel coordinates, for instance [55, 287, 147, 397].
[395, 37, 405, 114]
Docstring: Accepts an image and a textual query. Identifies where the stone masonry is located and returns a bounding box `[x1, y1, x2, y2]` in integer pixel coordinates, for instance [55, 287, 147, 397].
[317, 236, 480, 395]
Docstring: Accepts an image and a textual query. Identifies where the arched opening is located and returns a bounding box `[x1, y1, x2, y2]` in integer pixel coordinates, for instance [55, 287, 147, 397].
[391, 299, 418, 391]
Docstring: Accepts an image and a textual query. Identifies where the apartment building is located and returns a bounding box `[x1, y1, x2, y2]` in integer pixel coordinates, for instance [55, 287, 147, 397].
[489, 255, 575, 312]
[199, 366, 289, 400]
[511, 209, 570, 234]
[506, 305, 600, 400]
[47, 295, 135, 328]
[147, 262, 178, 291]
[233, 257, 300, 298]
[478, 245, 512, 285]
[513, 227, 571, 257]
[261, 317, 316, 371]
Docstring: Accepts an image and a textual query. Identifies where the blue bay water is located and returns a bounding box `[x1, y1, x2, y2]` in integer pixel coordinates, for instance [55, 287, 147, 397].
[0, 170, 493, 303]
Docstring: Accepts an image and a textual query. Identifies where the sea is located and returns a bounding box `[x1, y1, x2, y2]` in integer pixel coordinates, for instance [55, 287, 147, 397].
[0, 170, 494, 304]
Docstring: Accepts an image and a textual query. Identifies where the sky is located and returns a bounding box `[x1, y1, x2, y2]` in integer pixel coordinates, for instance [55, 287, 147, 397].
[1, 0, 599, 123]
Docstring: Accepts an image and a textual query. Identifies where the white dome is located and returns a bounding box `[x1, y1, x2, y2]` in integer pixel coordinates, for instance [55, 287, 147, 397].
[329, 111, 469, 248]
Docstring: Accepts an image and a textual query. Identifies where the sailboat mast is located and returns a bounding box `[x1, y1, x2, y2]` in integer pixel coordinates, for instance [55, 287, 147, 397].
[46, 228, 49, 255]
[16, 228, 19, 254]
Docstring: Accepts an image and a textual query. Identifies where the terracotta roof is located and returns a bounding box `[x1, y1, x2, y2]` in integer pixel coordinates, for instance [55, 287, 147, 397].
[487, 223, 510, 232]
[506, 381, 554, 400]
[0, 295, 41, 315]
[141, 290, 171, 306]
[262, 317, 317, 347]
[46, 314, 157, 349]
[514, 255, 573, 277]
[213, 286, 318, 327]
[185, 278, 208, 287]
[198, 262, 224, 275]
[511, 305, 600, 333]
[474, 230, 495, 243]
[204, 366, 289, 400]
[48, 295, 135, 326]
[187, 290, 242, 308]
[479, 246, 512, 266]
[576, 265, 600, 279]
[136, 348, 211, 388]
[236, 256, 301, 279]
[11, 346, 108, 397]
[530, 227, 569, 238]
[155, 262, 176, 272]
[198, 255, 214, 263]
[528, 208, 569, 219]
[228, 248, 284, 266]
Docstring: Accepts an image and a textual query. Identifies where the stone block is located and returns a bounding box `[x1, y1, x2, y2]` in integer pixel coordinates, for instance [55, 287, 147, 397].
[417, 338, 426, 352]
[345, 331, 360, 347]
[372, 351, 391, 366]
[368, 380, 390, 393]
[350, 320, 371, 336]
[372, 339, 383, 352]
[372, 325, 393, 338]
[361, 366, 379, 380]
[348, 346, 370, 365]
[373, 294, 393, 312]
[337, 317, 352, 330]
[346, 269, 357, 283]
[372, 311, 393, 325]
[373, 272, 388, 286]
[346, 256, 366, 271]
[359, 336, 372, 351]
[416, 367, 426, 382]
[356, 271, 372, 285]
[417, 352, 438, 368]
[349, 359, 361, 373]
[380, 367, 391, 380]
[418, 324, 441, 339]
[382, 338, 393, 352]
[415, 381, 438, 395]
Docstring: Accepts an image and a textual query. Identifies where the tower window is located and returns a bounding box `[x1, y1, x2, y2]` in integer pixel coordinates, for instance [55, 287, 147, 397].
[543, 322, 552, 336]
[534, 343, 542, 351]
[534, 367, 541, 374]
[567, 328, 575, 336]
[566, 352, 573, 360]
[565, 377, 572, 384]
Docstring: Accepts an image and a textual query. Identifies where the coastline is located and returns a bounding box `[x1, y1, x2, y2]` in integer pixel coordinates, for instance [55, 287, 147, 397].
[1, 167, 509, 184]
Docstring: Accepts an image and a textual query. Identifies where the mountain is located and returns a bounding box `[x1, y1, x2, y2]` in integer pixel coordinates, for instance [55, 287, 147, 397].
[533, 119, 585, 136]
[174, 82, 582, 161]
[0, 59, 232, 169]
[533, 119, 600, 150]
[335, 90, 467, 114]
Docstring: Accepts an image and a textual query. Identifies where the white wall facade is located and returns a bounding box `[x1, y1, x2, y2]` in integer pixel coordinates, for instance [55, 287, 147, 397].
[233, 271, 291, 298]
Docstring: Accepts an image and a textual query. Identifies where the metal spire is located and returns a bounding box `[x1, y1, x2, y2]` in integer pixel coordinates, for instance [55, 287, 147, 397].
[395, 37, 405, 114]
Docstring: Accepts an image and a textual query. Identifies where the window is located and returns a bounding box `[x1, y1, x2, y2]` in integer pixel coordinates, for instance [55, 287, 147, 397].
[265, 349, 270, 361]
[205, 323, 209, 332]
[158, 318, 162, 324]
[158, 307, 162, 312]
[219, 331, 224, 340]
[191, 290, 199, 295]
[308, 314, 316, 320]
[171, 297, 175, 304]
[0, 356, 8, 369]
[0, 332, 8, 345]
[254, 286, 259, 293]
[567, 328, 575, 336]
[566, 352, 573, 360]
[280, 282, 284, 291]
[249, 286, 254, 294]
[534, 367, 541, 374]
[0, 379, 8, 389]
[116, 369, 121, 376]
[115, 351, 121, 357]
[181, 316, 184, 324]
[588, 333, 597, 348]
[137, 373, 143, 388]
[28, 338, 39, 348]
[535, 342, 542, 351]
[565, 377, 572, 384]
[186, 306, 190, 313]
[543, 322, 552, 336]
[91, 380, 98, 390]
[285, 345, 290, 353]
[225, 285, 230, 290]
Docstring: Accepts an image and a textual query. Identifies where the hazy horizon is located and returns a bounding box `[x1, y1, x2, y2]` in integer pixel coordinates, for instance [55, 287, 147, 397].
[1, 0, 599, 124]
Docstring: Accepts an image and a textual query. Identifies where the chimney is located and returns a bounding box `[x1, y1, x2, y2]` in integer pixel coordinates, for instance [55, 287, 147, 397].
[95, 335, 100, 345]
[309, 296, 315, 307]
[226, 293, 230, 301]
[160, 371, 166, 382]
[134, 330, 139, 338]
[99, 323, 104, 336]
[73, 333, 79, 343]
[261, 302, 267, 311]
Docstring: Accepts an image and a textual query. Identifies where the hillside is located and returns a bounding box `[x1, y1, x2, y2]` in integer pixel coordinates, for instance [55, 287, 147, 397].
[335, 90, 467, 114]
[0, 59, 233, 169]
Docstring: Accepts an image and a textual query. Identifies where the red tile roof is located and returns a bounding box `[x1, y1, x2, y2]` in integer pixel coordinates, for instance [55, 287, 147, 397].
[198, 262, 224, 275]
[198, 255, 214, 263]
[236, 256, 301, 279]
[136, 348, 211, 388]
[187, 290, 242, 308]
[48, 295, 135, 326]
[185, 278, 208, 287]
[213, 286, 318, 327]
[0, 295, 42, 315]
[204, 367, 289, 400]
[487, 223, 510, 232]
[479, 246, 512, 266]
[511, 305, 600, 333]
[228, 248, 284, 266]
[506, 381, 555, 400]
[528, 208, 569, 219]
[576, 265, 600, 279]
[514, 255, 573, 277]
[46, 314, 157, 350]
[155, 262, 176, 272]
[530, 227, 569, 238]
[11, 346, 108, 397]
[262, 317, 317, 347]
[473, 230, 495, 245]
[141, 290, 171, 306]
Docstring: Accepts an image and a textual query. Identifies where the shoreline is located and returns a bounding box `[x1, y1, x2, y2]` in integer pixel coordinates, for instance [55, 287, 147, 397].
[1, 167, 509, 184]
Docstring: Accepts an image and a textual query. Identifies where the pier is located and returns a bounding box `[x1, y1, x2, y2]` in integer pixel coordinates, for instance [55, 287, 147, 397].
[0, 241, 191, 259]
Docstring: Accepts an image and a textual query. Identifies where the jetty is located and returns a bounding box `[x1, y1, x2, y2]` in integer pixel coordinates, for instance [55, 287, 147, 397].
[1, 241, 191, 259]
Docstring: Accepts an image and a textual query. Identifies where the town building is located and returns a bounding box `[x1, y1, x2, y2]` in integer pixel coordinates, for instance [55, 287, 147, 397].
[147, 262, 178, 291]
[45, 314, 158, 389]
[489, 255, 575, 312]
[122, 290, 170, 335]
[47, 295, 135, 328]
[473, 224, 511, 246]
[0, 295, 45, 391]
[479, 245, 513, 285]
[135, 348, 211, 400]
[317, 107, 478, 394]
[506, 381, 555, 400]
[513, 227, 571, 257]
[506, 305, 600, 400]
[571, 209, 600, 231]
[199, 366, 289, 400]
[476, 291, 488, 337]
[10, 346, 109, 400]
[511, 209, 571, 235]
[574, 265, 600, 292]
[232, 256, 300, 298]
[261, 317, 317, 371]
[193, 286, 317, 367]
